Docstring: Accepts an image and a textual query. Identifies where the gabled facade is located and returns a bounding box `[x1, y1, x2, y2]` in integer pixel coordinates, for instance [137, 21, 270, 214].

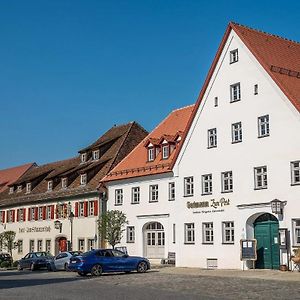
[0, 122, 147, 259]
[104, 23, 300, 270]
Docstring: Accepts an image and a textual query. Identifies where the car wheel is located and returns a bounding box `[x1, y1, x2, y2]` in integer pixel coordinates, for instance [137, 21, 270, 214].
[30, 263, 35, 271]
[64, 263, 69, 271]
[78, 271, 87, 276]
[17, 263, 23, 271]
[137, 261, 147, 273]
[91, 264, 102, 276]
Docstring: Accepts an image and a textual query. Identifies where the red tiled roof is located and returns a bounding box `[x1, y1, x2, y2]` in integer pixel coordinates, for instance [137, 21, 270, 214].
[103, 105, 194, 182]
[0, 163, 35, 193]
[171, 22, 300, 169]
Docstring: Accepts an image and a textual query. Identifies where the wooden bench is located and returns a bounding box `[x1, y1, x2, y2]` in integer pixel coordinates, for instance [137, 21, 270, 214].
[161, 252, 176, 265]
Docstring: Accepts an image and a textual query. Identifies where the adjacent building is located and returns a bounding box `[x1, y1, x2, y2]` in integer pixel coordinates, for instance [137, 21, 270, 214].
[103, 23, 300, 270]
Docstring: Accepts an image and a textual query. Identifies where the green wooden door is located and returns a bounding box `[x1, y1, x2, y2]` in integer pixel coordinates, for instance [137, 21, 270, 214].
[254, 219, 280, 269]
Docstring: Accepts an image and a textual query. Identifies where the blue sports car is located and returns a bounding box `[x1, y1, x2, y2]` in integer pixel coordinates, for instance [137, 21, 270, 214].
[68, 248, 150, 276]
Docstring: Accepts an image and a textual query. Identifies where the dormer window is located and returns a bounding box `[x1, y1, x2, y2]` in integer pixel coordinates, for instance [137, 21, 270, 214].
[9, 187, 14, 194]
[47, 180, 53, 191]
[80, 173, 87, 185]
[26, 183, 32, 193]
[148, 147, 155, 162]
[61, 178, 68, 189]
[17, 185, 22, 193]
[81, 153, 87, 163]
[162, 144, 169, 159]
[93, 150, 100, 160]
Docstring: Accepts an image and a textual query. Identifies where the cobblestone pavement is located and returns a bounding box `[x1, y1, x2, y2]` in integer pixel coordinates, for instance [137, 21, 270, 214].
[0, 268, 300, 300]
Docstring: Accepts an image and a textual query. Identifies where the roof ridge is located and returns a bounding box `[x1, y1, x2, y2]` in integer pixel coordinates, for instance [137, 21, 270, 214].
[231, 21, 300, 45]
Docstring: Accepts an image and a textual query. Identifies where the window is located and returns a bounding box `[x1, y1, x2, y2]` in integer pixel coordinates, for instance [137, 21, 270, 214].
[18, 209, 24, 222]
[81, 153, 87, 163]
[78, 239, 85, 252]
[7, 210, 14, 223]
[254, 84, 258, 95]
[162, 145, 169, 159]
[47, 180, 53, 191]
[46, 206, 52, 219]
[149, 185, 158, 202]
[184, 177, 194, 197]
[131, 187, 140, 204]
[292, 219, 300, 246]
[17, 240, 23, 254]
[258, 115, 270, 137]
[173, 224, 176, 244]
[115, 189, 123, 206]
[184, 223, 195, 244]
[168, 182, 175, 201]
[254, 166, 268, 189]
[202, 174, 212, 195]
[148, 147, 155, 161]
[203, 223, 214, 244]
[221, 171, 233, 193]
[230, 49, 238, 64]
[61, 178, 68, 189]
[232, 122, 242, 143]
[26, 183, 31, 193]
[30, 207, 35, 221]
[9, 186, 14, 194]
[37, 240, 43, 252]
[56, 203, 66, 219]
[93, 150, 100, 160]
[230, 83, 241, 102]
[45, 240, 51, 253]
[87, 239, 95, 250]
[80, 174, 87, 185]
[17, 185, 22, 193]
[222, 222, 234, 244]
[88, 201, 95, 216]
[0, 211, 5, 223]
[208, 128, 217, 148]
[291, 161, 300, 185]
[38, 207, 43, 220]
[29, 240, 35, 252]
[79, 202, 84, 217]
[127, 226, 135, 243]
[214, 97, 218, 107]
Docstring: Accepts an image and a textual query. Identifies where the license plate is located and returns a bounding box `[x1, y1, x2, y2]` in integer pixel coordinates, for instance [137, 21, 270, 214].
[70, 260, 76, 264]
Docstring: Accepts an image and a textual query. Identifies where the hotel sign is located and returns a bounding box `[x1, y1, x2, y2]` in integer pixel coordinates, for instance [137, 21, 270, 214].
[187, 197, 230, 213]
[19, 226, 51, 233]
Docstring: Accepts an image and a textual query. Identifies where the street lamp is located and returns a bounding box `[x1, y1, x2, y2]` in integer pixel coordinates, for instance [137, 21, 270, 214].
[68, 202, 74, 251]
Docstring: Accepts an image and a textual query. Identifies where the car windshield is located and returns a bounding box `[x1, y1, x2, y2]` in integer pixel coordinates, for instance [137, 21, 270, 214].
[35, 252, 48, 257]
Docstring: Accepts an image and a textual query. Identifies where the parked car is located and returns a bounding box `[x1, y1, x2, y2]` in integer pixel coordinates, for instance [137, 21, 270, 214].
[17, 252, 54, 271]
[0, 253, 13, 265]
[68, 248, 150, 276]
[47, 251, 82, 271]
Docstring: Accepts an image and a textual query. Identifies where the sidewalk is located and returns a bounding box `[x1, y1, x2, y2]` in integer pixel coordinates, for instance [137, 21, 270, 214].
[155, 266, 300, 282]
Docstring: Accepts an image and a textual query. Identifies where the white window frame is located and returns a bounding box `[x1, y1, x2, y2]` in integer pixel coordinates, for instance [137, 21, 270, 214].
[18, 209, 24, 222]
[203, 222, 214, 244]
[61, 178, 68, 189]
[221, 171, 233, 193]
[93, 150, 100, 160]
[26, 182, 31, 193]
[30, 207, 35, 221]
[79, 202, 85, 217]
[17, 239, 23, 254]
[258, 115, 270, 137]
[46, 206, 52, 220]
[38, 207, 43, 220]
[78, 239, 85, 252]
[231, 122, 242, 143]
[87, 238, 95, 250]
[47, 180, 53, 191]
[184, 177, 194, 197]
[115, 189, 123, 206]
[292, 219, 300, 246]
[202, 174, 212, 195]
[148, 147, 155, 162]
[37, 239, 43, 252]
[127, 226, 135, 243]
[222, 221, 234, 244]
[162, 145, 169, 159]
[254, 166, 268, 189]
[29, 240, 35, 252]
[7, 210, 13, 223]
[80, 174, 87, 185]
[230, 82, 241, 102]
[168, 182, 175, 201]
[184, 223, 195, 244]
[81, 153, 87, 163]
[291, 161, 300, 185]
[88, 201, 95, 216]
[131, 187, 140, 204]
[45, 239, 51, 253]
[149, 185, 158, 202]
[208, 128, 217, 148]
[230, 49, 238, 64]
[17, 185, 22, 193]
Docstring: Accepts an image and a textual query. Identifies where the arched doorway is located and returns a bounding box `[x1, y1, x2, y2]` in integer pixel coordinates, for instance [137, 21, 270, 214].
[254, 213, 280, 269]
[143, 222, 165, 259]
[55, 236, 67, 255]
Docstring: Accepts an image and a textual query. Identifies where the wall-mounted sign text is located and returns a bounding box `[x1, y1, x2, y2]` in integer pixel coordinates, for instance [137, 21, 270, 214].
[187, 197, 230, 213]
[19, 226, 51, 234]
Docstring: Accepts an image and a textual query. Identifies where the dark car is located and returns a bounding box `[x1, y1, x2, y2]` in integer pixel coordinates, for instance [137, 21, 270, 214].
[0, 253, 13, 265]
[68, 248, 150, 276]
[17, 252, 54, 271]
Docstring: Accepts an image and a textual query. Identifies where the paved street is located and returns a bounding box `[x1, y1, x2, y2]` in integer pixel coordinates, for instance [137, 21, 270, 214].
[0, 268, 300, 300]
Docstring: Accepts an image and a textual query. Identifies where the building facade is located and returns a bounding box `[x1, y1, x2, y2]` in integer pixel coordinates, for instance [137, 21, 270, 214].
[0, 122, 147, 260]
[103, 23, 300, 270]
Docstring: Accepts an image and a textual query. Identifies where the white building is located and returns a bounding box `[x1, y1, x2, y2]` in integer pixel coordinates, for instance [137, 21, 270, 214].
[103, 22, 300, 270]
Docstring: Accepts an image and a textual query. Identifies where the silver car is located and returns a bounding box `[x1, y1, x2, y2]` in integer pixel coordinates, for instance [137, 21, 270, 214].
[48, 251, 82, 271]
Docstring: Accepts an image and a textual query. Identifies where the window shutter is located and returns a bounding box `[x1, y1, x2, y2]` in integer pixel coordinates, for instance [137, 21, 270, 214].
[75, 202, 78, 217]
[16, 209, 19, 222]
[6, 211, 9, 222]
[84, 201, 88, 217]
[55, 205, 58, 219]
[43, 206, 46, 220]
[23, 208, 26, 222]
[12, 210, 15, 222]
[34, 207, 38, 220]
[51, 205, 54, 219]
[28, 208, 31, 221]
[94, 200, 98, 216]
[1, 211, 5, 223]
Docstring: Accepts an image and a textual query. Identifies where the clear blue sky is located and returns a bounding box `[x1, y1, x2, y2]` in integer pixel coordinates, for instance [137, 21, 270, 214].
[1, 0, 300, 169]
